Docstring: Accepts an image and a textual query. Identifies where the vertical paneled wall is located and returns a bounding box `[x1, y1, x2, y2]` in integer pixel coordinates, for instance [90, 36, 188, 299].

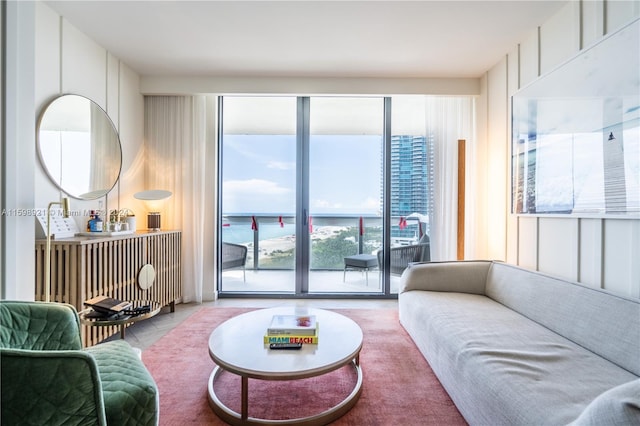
[34, 2, 146, 218]
[7, 3, 148, 300]
[486, 58, 509, 259]
[479, 0, 640, 298]
[3, 1, 37, 300]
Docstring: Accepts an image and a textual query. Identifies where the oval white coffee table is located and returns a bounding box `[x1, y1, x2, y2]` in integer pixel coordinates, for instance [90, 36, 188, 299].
[208, 307, 363, 425]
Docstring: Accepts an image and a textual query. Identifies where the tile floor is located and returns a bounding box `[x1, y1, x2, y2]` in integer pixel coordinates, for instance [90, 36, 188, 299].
[118, 298, 398, 351]
[221, 269, 403, 293]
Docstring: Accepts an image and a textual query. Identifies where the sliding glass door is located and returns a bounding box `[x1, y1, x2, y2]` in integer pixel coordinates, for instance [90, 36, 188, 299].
[307, 97, 384, 293]
[219, 95, 433, 296]
[220, 97, 298, 293]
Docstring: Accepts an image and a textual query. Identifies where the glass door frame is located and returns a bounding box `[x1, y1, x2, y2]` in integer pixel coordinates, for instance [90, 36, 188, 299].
[217, 96, 394, 299]
[295, 97, 311, 294]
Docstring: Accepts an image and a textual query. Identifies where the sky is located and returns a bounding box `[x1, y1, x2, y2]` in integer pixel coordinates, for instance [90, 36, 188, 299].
[222, 134, 382, 216]
[220, 95, 433, 217]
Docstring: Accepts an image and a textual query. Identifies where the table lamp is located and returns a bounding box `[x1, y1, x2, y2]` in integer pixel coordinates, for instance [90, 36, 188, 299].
[134, 190, 172, 231]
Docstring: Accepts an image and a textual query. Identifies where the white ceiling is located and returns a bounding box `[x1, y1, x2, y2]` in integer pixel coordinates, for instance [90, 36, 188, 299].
[44, 1, 567, 79]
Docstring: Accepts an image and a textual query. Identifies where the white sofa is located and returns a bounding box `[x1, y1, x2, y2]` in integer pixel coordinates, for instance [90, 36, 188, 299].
[399, 261, 640, 425]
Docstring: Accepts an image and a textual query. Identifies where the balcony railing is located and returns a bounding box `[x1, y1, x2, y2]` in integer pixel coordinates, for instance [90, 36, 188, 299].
[221, 214, 426, 271]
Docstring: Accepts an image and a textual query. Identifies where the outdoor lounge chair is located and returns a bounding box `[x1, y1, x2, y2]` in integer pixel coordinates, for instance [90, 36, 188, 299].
[222, 242, 248, 282]
[377, 234, 431, 276]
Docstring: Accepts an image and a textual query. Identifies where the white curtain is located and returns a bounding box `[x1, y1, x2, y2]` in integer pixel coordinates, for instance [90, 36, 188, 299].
[144, 96, 207, 303]
[426, 96, 476, 261]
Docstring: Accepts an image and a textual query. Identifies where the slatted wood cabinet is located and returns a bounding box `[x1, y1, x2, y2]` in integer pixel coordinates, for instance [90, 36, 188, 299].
[35, 230, 182, 346]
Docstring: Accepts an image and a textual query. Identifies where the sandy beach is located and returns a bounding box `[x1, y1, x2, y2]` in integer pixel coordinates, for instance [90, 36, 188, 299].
[248, 226, 347, 256]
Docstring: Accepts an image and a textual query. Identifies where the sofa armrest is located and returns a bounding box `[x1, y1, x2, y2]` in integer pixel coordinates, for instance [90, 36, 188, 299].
[569, 379, 640, 425]
[399, 260, 492, 294]
[1, 348, 106, 425]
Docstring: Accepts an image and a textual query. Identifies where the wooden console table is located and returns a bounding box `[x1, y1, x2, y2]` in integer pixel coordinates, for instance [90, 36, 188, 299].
[35, 230, 182, 346]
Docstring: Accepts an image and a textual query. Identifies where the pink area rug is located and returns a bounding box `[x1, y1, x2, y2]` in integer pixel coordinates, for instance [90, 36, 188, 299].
[142, 307, 466, 425]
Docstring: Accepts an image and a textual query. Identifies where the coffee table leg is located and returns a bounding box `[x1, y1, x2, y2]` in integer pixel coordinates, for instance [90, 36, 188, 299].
[208, 361, 362, 425]
[241, 375, 248, 420]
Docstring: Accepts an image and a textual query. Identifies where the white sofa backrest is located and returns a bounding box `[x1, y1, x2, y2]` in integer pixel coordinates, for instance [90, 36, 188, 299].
[400, 260, 491, 294]
[486, 262, 640, 376]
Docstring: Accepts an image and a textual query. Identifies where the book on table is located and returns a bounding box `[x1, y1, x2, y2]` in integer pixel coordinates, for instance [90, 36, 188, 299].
[84, 295, 131, 316]
[267, 314, 317, 336]
[264, 323, 320, 344]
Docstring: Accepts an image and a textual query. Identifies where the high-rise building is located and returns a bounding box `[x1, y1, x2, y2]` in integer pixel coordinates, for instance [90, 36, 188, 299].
[386, 135, 433, 238]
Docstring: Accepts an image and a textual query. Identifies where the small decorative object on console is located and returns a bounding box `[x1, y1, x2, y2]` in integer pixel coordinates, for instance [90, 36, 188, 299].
[123, 305, 152, 316]
[84, 295, 131, 316]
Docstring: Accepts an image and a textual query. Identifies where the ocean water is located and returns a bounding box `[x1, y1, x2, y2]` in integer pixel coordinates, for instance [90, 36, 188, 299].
[222, 221, 295, 244]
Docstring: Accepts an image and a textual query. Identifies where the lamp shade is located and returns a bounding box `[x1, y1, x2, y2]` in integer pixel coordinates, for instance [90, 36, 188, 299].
[134, 190, 172, 231]
[133, 190, 172, 201]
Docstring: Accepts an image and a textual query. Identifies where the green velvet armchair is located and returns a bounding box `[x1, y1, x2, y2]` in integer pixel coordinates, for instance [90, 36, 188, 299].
[0, 301, 159, 426]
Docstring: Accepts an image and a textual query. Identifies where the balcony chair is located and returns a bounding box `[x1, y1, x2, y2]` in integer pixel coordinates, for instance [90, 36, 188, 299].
[222, 242, 248, 282]
[0, 301, 159, 426]
[377, 234, 431, 276]
[343, 253, 378, 286]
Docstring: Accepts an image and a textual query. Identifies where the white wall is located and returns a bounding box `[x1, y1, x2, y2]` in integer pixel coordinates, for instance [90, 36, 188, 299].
[1, 2, 145, 300]
[35, 2, 146, 220]
[477, 0, 640, 298]
[140, 76, 480, 97]
[2, 1, 36, 300]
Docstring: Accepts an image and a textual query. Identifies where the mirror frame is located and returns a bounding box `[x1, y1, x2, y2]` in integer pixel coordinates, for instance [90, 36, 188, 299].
[36, 94, 123, 200]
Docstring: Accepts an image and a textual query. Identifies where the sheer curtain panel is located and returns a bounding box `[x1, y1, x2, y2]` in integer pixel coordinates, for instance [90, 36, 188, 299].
[144, 96, 207, 303]
[426, 96, 476, 261]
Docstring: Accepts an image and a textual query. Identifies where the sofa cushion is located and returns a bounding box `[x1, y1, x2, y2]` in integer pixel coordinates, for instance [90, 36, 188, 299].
[85, 340, 159, 426]
[570, 379, 640, 425]
[485, 262, 640, 376]
[400, 260, 491, 295]
[399, 291, 638, 425]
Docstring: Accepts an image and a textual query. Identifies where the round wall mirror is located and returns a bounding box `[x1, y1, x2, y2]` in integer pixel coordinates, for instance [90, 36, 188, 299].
[37, 94, 122, 200]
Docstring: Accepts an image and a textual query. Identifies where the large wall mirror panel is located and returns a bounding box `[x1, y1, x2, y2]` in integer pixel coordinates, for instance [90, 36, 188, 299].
[512, 18, 639, 216]
[37, 94, 122, 200]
